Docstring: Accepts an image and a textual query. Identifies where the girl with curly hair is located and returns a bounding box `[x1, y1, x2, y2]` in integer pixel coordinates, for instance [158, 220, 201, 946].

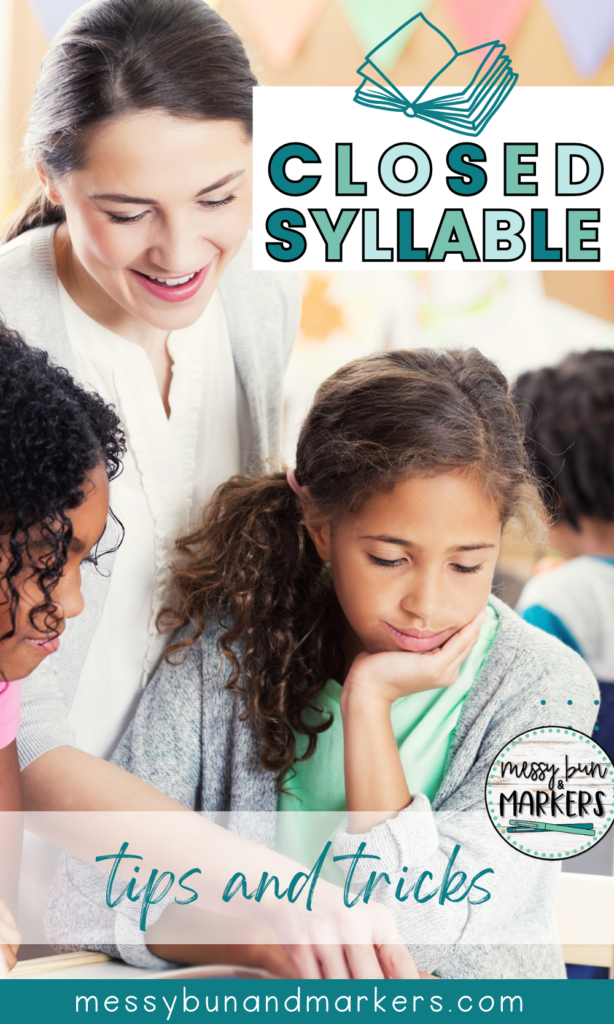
[0, 318, 125, 970]
[50, 347, 599, 979]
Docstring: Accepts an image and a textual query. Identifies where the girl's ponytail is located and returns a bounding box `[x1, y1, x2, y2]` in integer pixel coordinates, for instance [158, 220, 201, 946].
[161, 473, 343, 782]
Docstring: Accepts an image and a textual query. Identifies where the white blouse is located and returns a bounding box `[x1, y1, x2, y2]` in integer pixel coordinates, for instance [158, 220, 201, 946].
[58, 283, 246, 759]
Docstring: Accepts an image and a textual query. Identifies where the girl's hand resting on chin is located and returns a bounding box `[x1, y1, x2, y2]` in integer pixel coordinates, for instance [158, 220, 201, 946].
[339, 608, 488, 834]
[342, 608, 488, 711]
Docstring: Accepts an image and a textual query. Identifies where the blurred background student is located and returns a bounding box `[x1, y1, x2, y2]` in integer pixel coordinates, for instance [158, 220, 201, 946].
[515, 351, 614, 759]
[514, 350, 614, 979]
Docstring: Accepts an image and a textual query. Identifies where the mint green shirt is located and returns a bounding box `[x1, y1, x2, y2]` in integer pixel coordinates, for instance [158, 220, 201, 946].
[276, 604, 499, 878]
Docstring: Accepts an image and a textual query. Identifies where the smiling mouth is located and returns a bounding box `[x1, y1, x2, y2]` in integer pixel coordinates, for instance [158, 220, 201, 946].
[130, 264, 211, 303]
[139, 271, 199, 287]
[385, 622, 453, 653]
[25, 634, 61, 655]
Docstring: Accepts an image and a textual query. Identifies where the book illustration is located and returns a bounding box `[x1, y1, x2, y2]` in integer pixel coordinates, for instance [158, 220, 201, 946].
[353, 13, 518, 136]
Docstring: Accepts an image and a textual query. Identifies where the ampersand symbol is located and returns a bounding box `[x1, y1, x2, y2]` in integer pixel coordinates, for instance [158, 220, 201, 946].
[558, 780, 564, 790]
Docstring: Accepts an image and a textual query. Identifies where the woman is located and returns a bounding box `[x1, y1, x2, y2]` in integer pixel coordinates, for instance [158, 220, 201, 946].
[1, 0, 299, 767]
[0, 0, 415, 980]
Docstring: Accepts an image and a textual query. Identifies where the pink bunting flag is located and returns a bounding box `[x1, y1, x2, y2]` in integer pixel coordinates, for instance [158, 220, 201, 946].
[441, 0, 533, 49]
[543, 0, 614, 78]
[235, 0, 329, 68]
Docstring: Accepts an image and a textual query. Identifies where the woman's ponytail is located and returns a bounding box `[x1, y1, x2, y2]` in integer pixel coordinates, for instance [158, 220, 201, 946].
[161, 472, 342, 784]
[1, 185, 65, 245]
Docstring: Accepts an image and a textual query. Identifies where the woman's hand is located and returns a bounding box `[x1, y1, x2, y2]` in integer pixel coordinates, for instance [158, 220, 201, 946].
[342, 608, 487, 711]
[0, 899, 20, 973]
[272, 885, 419, 980]
[146, 902, 298, 978]
[147, 879, 420, 981]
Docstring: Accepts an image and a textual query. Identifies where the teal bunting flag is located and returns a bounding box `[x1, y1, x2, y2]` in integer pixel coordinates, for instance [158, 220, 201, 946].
[338, 0, 434, 69]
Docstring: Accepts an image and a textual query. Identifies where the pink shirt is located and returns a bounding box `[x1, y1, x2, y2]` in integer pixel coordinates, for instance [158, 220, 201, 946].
[0, 679, 23, 750]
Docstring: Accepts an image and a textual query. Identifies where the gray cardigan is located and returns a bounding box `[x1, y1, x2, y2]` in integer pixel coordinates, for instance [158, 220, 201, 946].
[45, 597, 600, 979]
[0, 225, 300, 769]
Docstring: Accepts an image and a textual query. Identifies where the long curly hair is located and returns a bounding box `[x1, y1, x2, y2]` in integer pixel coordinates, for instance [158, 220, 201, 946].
[161, 348, 545, 786]
[515, 349, 614, 530]
[0, 319, 125, 645]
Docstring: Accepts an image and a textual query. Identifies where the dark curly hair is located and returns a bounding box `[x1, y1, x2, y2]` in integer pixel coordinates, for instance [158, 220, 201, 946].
[160, 348, 545, 788]
[0, 319, 125, 645]
[515, 349, 614, 530]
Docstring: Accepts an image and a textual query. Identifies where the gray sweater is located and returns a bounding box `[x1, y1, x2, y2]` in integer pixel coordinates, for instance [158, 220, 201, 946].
[0, 225, 300, 770]
[45, 596, 600, 979]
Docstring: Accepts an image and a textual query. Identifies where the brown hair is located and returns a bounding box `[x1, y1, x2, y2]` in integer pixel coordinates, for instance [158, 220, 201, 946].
[3, 0, 256, 244]
[162, 348, 545, 786]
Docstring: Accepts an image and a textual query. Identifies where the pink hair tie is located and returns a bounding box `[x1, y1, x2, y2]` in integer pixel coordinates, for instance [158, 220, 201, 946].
[286, 467, 303, 496]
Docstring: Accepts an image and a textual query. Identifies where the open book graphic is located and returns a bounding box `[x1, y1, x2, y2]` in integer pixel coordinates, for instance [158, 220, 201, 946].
[354, 13, 518, 136]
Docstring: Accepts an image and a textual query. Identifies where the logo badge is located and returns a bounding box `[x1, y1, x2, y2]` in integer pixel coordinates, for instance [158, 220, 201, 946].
[486, 727, 614, 860]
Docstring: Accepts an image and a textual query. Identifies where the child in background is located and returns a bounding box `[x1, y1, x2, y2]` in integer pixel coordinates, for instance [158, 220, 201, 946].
[514, 350, 614, 980]
[0, 320, 125, 970]
[49, 348, 598, 980]
[515, 350, 614, 760]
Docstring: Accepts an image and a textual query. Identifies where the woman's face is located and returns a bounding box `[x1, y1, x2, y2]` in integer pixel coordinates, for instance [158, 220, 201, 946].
[0, 464, 109, 682]
[308, 471, 502, 657]
[43, 111, 253, 332]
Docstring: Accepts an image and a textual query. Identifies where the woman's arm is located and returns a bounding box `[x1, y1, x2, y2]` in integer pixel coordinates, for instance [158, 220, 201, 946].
[25, 745, 417, 980]
[145, 902, 298, 978]
[23, 629, 419, 979]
